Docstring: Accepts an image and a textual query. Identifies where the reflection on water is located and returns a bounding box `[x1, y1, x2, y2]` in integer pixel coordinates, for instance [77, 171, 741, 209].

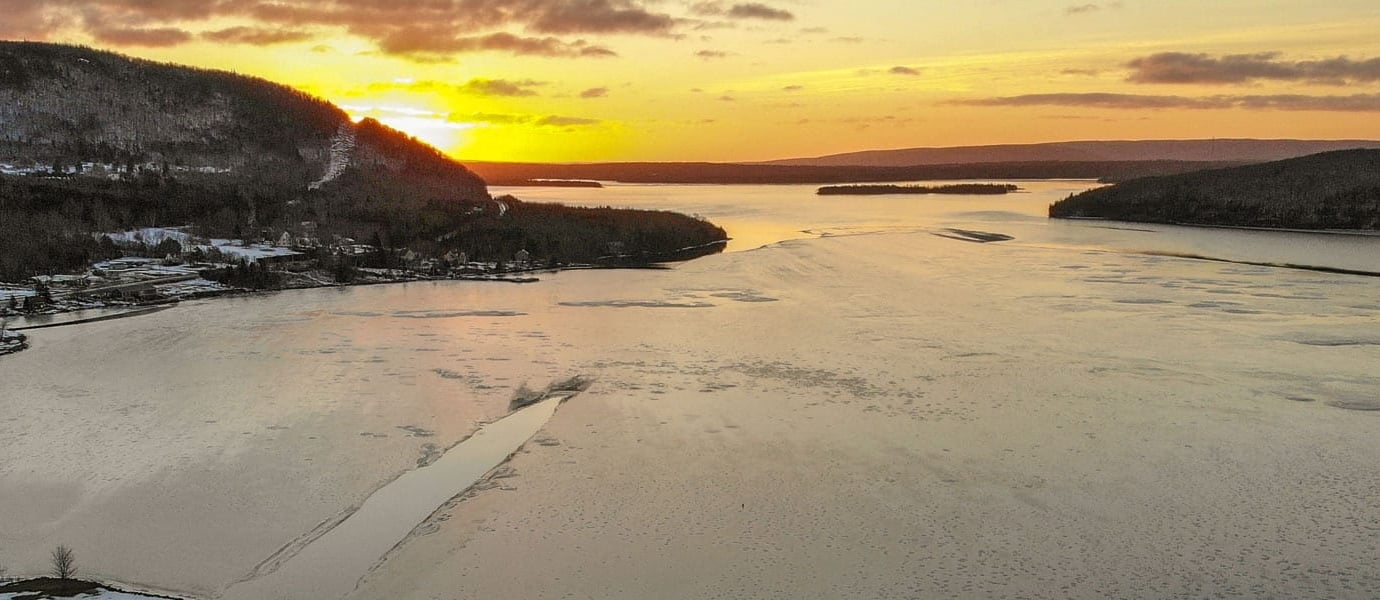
[6, 305, 170, 330]
[494, 180, 1380, 272]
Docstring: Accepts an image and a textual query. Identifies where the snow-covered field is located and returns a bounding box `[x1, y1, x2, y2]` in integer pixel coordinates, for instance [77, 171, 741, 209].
[102, 227, 195, 247]
[3, 182, 1379, 598]
[100, 227, 302, 263]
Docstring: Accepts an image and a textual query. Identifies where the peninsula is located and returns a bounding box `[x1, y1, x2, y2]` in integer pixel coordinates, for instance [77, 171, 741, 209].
[1048, 149, 1380, 230]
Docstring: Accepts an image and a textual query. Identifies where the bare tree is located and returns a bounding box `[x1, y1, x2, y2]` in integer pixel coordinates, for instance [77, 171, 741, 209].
[51, 545, 77, 579]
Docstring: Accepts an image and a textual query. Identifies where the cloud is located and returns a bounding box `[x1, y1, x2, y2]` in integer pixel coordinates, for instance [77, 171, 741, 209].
[690, 2, 793, 20]
[889, 66, 921, 76]
[689, 1, 723, 16]
[800, 27, 828, 34]
[831, 36, 864, 44]
[1127, 52, 1380, 85]
[1060, 68, 1100, 76]
[958, 93, 1230, 110]
[1234, 94, 1380, 111]
[0, 0, 59, 39]
[377, 30, 617, 59]
[13, 0, 672, 59]
[782, 85, 803, 91]
[696, 49, 729, 59]
[580, 87, 609, 98]
[692, 20, 738, 31]
[446, 112, 601, 127]
[525, 1, 675, 35]
[956, 92, 1380, 112]
[201, 26, 314, 45]
[89, 26, 193, 47]
[1065, 2, 1121, 15]
[370, 78, 548, 97]
[534, 115, 601, 126]
[450, 112, 531, 125]
[728, 3, 794, 20]
[455, 78, 546, 97]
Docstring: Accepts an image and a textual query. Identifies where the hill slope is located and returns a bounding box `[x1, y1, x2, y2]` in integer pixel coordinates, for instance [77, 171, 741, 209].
[0, 42, 488, 201]
[1048, 150, 1380, 229]
[762, 139, 1380, 167]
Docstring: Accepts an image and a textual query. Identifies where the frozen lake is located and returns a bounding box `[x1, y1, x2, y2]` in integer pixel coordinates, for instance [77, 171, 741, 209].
[498, 180, 1380, 272]
[2, 181, 1379, 598]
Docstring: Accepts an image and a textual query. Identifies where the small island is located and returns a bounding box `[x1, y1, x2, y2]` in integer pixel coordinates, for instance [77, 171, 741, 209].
[494, 179, 605, 188]
[817, 183, 1019, 196]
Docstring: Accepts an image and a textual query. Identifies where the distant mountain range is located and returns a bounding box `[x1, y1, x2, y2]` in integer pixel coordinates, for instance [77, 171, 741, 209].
[469, 159, 1243, 186]
[474, 140, 1380, 186]
[1050, 149, 1380, 230]
[760, 139, 1380, 168]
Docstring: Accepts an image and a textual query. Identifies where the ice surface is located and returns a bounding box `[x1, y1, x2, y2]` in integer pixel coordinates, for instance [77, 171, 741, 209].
[3, 182, 1380, 599]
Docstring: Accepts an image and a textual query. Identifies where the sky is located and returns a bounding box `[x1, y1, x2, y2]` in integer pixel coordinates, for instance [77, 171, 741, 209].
[5, 0, 1380, 162]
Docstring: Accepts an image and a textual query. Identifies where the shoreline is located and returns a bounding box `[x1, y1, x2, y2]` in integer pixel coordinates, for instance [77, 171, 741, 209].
[1052, 216, 1380, 237]
[0, 246, 730, 356]
[7, 303, 178, 331]
[0, 270, 556, 356]
[0, 577, 185, 600]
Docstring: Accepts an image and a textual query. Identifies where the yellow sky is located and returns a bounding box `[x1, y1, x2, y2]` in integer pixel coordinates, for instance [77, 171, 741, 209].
[12, 1, 1380, 161]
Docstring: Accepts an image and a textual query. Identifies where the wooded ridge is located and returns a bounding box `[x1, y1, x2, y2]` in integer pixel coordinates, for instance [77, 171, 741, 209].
[1048, 150, 1380, 230]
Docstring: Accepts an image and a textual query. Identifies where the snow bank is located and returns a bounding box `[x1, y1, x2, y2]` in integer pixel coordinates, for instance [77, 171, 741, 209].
[101, 228, 195, 247]
[206, 240, 302, 263]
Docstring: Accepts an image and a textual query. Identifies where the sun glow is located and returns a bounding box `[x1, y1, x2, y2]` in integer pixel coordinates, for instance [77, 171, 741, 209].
[338, 103, 477, 155]
[47, 3, 1380, 163]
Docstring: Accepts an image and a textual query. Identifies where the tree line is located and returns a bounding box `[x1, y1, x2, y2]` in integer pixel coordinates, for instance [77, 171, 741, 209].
[1049, 150, 1380, 230]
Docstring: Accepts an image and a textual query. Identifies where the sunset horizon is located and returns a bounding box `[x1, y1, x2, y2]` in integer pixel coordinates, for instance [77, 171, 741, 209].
[6, 3, 1380, 599]
[7, 1, 1380, 162]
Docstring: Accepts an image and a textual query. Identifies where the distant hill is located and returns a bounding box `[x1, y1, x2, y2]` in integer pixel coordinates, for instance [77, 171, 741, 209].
[761, 139, 1380, 167]
[1049, 150, 1380, 230]
[470, 159, 1240, 186]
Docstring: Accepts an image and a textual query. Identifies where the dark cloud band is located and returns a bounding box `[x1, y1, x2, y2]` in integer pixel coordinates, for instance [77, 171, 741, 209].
[956, 92, 1380, 112]
[1127, 52, 1380, 85]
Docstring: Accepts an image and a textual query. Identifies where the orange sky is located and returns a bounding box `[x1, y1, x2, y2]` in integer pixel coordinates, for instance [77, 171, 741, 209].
[8, 1, 1380, 162]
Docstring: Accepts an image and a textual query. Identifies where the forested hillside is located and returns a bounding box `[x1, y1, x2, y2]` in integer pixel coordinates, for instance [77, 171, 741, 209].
[1048, 150, 1380, 229]
[0, 42, 487, 186]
